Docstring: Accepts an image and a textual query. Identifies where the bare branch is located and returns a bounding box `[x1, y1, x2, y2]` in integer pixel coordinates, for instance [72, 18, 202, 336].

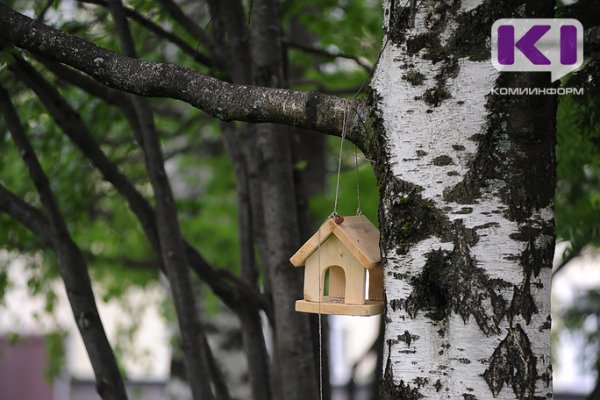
[0, 4, 364, 144]
[154, 0, 215, 55]
[77, 0, 213, 67]
[0, 183, 51, 242]
[34, 55, 143, 139]
[12, 54, 268, 316]
[552, 245, 582, 277]
[0, 83, 128, 400]
[285, 40, 373, 72]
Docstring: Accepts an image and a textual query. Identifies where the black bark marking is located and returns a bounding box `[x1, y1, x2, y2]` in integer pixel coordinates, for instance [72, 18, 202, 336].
[398, 330, 420, 347]
[508, 278, 538, 325]
[444, 72, 556, 222]
[380, 178, 445, 256]
[483, 324, 537, 399]
[380, 356, 424, 400]
[454, 207, 473, 214]
[387, 2, 412, 45]
[413, 376, 429, 389]
[432, 155, 454, 166]
[404, 249, 449, 321]
[405, 243, 509, 335]
[519, 228, 555, 279]
[538, 315, 551, 332]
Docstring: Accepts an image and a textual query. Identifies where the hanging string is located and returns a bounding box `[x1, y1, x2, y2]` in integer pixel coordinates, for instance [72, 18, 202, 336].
[332, 109, 348, 216]
[330, 0, 420, 217]
[355, 144, 362, 215]
[317, 220, 323, 400]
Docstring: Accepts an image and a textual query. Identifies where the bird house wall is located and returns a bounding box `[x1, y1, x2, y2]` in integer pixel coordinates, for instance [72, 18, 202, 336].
[368, 267, 384, 301]
[303, 256, 320, 302]
[303, 236, 366, 305]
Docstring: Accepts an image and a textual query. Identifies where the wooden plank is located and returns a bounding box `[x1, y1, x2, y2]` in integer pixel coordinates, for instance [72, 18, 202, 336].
[332, 215, 381, 269]
[368, 267, 384, 301]
[303, 257, 320, 302]
[344, 258, 365, 305]
[289, 218, 336, 267]
[295, 299, 384, 316]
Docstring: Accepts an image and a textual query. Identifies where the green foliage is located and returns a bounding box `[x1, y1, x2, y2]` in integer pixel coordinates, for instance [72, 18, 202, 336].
[283, 0, 382, 93]
[0, 269, 8, 305]
[44, 330, 66, 382]
[556, 60, 600, 256]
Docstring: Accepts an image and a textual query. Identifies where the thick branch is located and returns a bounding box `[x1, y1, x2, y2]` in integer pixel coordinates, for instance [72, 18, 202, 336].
[0, 4, 363, 144]
[0, 83, 127, 400]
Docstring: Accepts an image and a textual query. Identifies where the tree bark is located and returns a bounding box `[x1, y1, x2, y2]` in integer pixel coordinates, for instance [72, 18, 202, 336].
[222, 122, 273, 400]
[0, 85, 127, 400]
[107, 1, 215, 398]
[371, 1, 555, 398]
[249, 2, 319, 400]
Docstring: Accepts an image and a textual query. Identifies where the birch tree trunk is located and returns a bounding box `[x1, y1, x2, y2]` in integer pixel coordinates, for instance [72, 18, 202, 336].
[370, 1, 555, 398]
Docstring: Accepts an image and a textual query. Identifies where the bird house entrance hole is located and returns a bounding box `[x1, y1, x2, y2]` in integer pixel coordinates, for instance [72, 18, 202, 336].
[323, 266, 345, 299]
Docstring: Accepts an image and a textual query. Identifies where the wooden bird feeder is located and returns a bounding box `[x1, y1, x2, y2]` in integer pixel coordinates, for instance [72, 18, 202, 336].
[290, 215, 384, 316]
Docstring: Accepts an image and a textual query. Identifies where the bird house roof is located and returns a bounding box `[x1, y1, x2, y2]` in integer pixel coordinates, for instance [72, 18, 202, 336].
[290, 215, 381, 269]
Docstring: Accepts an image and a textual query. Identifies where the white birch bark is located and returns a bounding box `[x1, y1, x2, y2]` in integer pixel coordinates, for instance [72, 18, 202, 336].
[370, 1, 555, 398]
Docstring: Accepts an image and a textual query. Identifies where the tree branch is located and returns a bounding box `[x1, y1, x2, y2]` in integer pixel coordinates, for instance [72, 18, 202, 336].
[11, 54, 269, 315]
[154, 0, 215, 56]
[552, 245, 582, 277]
[33, 55, 144, 143]
[0, 4, 364, 145]
[0, 183, 51, 243]
[77, 0, 213, 67]
[285, 40, 373, 72]
[0, 83, 127, 400]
